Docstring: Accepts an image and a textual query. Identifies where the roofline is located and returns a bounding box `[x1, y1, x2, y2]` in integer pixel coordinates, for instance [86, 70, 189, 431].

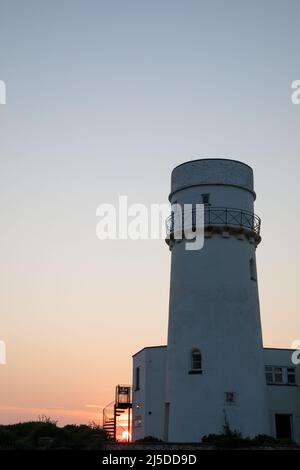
[132, 345, 167, 358]
[172, 158, 253, 173]
[132, 346, 295, 358]
[263, 347, 294, 351]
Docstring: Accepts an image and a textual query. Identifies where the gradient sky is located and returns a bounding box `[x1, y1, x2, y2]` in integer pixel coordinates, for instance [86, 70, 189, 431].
[0, 0, 300, 425]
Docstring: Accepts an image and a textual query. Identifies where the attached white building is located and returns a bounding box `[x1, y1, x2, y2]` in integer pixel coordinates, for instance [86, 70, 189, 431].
[133, 346, 300, 443]
[132, 159, 300, 443]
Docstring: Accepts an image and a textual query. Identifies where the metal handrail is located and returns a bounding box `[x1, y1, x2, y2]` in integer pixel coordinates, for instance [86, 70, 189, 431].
[166, 206, 261, 237]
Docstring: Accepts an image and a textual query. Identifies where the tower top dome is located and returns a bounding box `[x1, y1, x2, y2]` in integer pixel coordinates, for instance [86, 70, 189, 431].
[170, 158, 255, 200]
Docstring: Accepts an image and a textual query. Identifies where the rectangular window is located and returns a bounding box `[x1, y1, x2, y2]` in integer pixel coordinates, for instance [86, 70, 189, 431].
[249, 258, 257, 281]
[201, 193, 210, 205]
[135, 366, 140, 391]
[265, 366, 273, 383]
[274, 367, 283, 383]
[265, 365, 297, 385]
[287, 367, 296, 384]
[191, 350, 202, 370]
[225, 392, 236, 404]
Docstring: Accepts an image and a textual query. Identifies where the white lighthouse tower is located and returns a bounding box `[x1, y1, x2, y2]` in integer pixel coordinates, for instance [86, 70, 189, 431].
[164, 158, 269, 442]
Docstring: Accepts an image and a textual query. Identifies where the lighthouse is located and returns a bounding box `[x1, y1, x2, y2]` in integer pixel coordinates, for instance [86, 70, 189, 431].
[164, 158, 269, 441]
[132, 158, 300, 444]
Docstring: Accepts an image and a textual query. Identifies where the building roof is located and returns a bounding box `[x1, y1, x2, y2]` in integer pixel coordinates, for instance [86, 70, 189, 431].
[132, 345, 295, 358]
[132, 345, 167, 358]
[264, 347, 294, 351]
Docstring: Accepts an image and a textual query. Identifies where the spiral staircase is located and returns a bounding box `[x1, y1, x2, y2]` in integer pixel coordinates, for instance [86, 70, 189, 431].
[103, 385, 132, 442]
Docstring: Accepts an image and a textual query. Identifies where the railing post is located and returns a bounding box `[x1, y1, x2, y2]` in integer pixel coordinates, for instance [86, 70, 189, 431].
[113, 404, 117, 442]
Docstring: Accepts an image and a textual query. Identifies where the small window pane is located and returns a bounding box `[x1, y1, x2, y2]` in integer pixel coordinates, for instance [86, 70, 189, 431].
[191, 350, 202, 370]
[274, 367, 283, 383]
[288, 374, 296, 384]
[287, 368, 296, 384]
[266, 372, 273, 383]
[265, 366, 273, 383]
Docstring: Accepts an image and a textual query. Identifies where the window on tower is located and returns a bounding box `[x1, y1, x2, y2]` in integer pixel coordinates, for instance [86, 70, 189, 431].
[249, 257, 257, 281]
[189, 349, 202, 374]
[201, 193, 210, 205]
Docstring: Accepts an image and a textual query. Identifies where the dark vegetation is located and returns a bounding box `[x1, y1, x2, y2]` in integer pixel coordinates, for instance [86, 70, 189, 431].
[200, 414, 298, 448]
[135, 436, 163, 443]
[135, 432, 298, 448]
[202, 431, 298, 448]
[1, 416, 297, 449]
[0, 416, 107, 450]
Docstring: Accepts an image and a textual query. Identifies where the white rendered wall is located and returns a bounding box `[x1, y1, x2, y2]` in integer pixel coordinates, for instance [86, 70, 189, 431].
[264, 348, 300, 444]
[132, 347, 166, 441]
[132, 349, 147, 441]
[165, 159, 269, 442]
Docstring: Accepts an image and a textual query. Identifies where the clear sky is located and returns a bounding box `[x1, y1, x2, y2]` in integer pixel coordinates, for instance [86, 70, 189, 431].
[0, 0, 300, 425]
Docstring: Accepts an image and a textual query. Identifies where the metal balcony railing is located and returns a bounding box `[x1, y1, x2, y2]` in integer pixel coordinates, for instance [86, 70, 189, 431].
[166, 206, 261, 238]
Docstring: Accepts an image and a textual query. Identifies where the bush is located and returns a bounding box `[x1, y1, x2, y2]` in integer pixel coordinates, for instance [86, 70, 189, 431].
[135, 436, 163, 443]
[251, 434, 278, 446]
[202, 432, 299, 448]
[202, 431, 251, 448]
[0, 420, 107, 450]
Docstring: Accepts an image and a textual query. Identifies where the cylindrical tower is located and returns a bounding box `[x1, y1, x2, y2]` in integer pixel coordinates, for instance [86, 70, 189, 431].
[165, 158, 269, 442]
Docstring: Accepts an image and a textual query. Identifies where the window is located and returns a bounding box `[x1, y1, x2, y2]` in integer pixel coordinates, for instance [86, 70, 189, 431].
[201, 193, 210, 205]
[265, 365, 297, 385]
[225, 392, 236, 404]
[287, 368, 296, 384]
[191, 349, 202, 370]
[265, 366, 273, 383]
[249, 258, 257, 281]
[274, 367, 283, 383]
[135, 366, 140, 391]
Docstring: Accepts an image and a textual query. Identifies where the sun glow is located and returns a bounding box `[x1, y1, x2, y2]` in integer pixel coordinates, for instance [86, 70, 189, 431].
[121, 430, 131, 442]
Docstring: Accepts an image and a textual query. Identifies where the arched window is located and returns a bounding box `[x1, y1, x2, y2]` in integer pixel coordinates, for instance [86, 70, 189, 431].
[191, 349, 202, 371]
